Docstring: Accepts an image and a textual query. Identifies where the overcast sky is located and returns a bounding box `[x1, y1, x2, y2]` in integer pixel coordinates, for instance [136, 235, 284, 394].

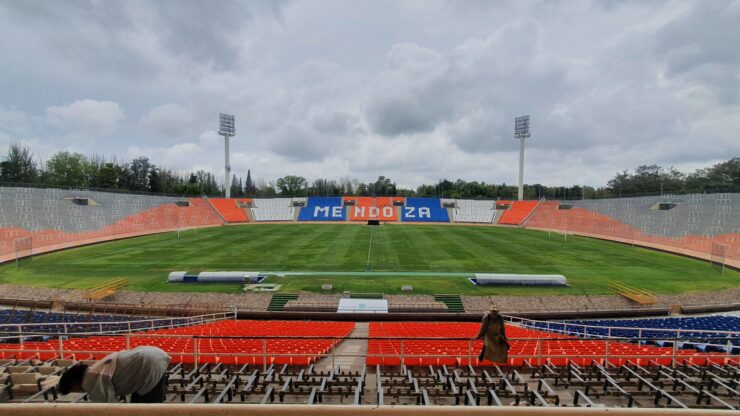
[0, 0, 738, 189]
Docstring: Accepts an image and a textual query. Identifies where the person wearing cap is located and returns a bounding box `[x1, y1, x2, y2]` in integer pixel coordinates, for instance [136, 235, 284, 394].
[475, 304, 510, 363]
[57, 346, 170, 403]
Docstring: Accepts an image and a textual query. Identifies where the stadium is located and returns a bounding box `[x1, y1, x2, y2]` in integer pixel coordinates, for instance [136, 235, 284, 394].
[1, 187, 739, 414]
[2, 1, 740, 415]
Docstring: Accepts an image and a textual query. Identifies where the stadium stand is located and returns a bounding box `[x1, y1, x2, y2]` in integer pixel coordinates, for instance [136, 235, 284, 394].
[0, 187, 222, 261]
[498, 200, 540, 225]
[182, 198, 224, 226]
[0, 320, 354, 365]
[2, 316, 739, 408]
[525, 194, 740, 266]
[344, 197, 400, 222]
[298, 197, 346, 221]
[207, 198, 251, 223]
[367, 322, 727, 367]
[453, 200, 496, 223]
[250, 198, 295, 222]
[0, 187, 182, 233]
[5, 355, 740, 408]
[573, 194, 739, 238]
[522, 316, 740, 353]
[401, 198, 449, 222]
[0, 309, 154, 339]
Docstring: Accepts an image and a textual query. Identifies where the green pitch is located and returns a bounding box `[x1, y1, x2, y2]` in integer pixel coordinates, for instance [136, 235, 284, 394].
[0, 224, 737, 295]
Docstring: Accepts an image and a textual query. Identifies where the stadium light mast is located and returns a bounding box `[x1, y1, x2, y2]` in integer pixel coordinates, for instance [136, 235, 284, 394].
[514, 115, 531, 201]
[219, 113, 236, 198]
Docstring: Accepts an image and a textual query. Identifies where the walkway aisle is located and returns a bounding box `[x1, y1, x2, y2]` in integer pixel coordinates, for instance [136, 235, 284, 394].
[316, 322, 368, 372]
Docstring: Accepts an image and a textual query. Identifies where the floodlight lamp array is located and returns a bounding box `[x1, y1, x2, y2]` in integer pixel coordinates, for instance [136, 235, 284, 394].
[219, 113, 235, 137]
[514, 115, 531, 139]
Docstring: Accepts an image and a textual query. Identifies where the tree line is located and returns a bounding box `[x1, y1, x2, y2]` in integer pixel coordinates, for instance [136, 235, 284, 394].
[1, 143, 737, 199]
[0, 144, 221, 195]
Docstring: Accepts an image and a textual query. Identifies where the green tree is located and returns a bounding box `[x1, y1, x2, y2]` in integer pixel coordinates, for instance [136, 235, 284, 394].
[684, 158, 739, 192]
[193, 170, 219, 195]
[45, 151, 87, 187]
[97, 163, 118, 189]
[129, 157, 151, 191]
[415, 184, 435, 196]
[230, 174, 242, 196]
[0, 143, 38, 183]
[370, 176, 396, 196]
[148, 167, 162, 193]
[159, 168, 185, 194]
[244, 169, 256, 196]
[276, 175, 307, 196]
[460, 181, 486, 198]
[607, 170, 632, 196]
[356, 183, 369, 196]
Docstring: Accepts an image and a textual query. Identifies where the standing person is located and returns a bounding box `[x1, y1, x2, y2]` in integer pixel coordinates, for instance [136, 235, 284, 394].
[58, 346, 171, 403]
[475, 304, 510, 363]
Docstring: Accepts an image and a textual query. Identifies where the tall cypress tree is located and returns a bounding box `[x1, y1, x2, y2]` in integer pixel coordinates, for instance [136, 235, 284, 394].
[245, 169, 254, 196]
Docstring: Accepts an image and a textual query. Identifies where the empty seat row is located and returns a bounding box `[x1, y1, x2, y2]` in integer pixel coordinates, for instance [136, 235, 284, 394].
[0, 196, 222, 258]
[251, 198, 295, 221]
[208, 198, 251, 222]
[453, 200, 496, 223]
[498, 201, 539, 225]
[525, 196, 740, 261]
[401, 198, 449, 222]
[366, 322, 727, 367]
[298, 197, 346, 221]
[343, 197, 401, 221]
[0, 320, 355, 365]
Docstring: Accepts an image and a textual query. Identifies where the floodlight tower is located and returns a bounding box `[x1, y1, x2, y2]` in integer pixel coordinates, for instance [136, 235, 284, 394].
[219, 113, 235, 198]
[514, 115, 531, 201]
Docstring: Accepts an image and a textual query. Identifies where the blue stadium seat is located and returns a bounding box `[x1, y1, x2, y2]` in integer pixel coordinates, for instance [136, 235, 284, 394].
[298, 197, 346, 221]
[0, 309, 149, 342]
[401, 198, 449, 222]
[523, 315, 740, 350]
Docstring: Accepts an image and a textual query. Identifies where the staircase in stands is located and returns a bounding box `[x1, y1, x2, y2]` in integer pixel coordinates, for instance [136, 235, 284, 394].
[434, 294, 465, 313]
[267, 293, 299, 311]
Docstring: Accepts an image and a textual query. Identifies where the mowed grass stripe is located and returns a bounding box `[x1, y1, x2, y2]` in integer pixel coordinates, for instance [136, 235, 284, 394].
[0, 224, 737, 295]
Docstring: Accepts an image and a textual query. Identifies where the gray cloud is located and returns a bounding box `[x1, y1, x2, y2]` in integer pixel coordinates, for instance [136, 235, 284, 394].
[151, 0, 286, 70]
[366, 43, 454, 136]
[0, 0, 738, 188]
[654, 1, 740, 104]
[3, 0, 285, 78]
[46, 99, 125, 136]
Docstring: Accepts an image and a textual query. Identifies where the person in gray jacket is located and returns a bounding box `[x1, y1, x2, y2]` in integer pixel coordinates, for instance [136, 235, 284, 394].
[58, 346, 171, 403]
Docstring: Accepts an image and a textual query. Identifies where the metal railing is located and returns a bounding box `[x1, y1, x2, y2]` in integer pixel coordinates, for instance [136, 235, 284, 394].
[0, 333, 738, 373]
[502, 314, 740, 350]
[0, 311, 236, 343]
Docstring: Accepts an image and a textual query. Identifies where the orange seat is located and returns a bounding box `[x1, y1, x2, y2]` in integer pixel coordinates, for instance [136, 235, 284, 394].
[208, 198, 251, 222]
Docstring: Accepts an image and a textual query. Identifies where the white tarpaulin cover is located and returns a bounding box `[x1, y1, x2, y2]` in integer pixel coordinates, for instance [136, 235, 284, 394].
[474, 273, 567, 286]
[337, 299, 389, 313]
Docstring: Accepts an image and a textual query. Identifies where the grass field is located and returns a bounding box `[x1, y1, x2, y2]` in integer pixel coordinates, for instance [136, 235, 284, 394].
[0, 223, 737, 295]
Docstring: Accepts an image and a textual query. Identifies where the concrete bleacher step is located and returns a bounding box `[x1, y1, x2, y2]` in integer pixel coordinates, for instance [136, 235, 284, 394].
[349, 293, 384, 299]
[315, 322, 368, 372]
[267, 293, 299, 311]
[434, 294, 465, 313]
